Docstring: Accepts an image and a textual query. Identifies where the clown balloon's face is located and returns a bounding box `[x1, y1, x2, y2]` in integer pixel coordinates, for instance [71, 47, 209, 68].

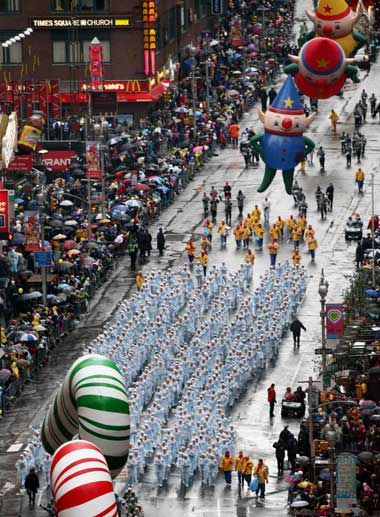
[258, 108, 315, 133]
[306, 8, 360, 38]
[293, 55, 347, 85]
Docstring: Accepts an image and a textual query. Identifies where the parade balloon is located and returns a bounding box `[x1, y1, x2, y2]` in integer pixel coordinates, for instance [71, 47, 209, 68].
[250, 75, 315, 194]
[285, 38, 359, 99]
[51, 440, 118, 517]
[305, 0, 366, 57]
[41, 354, 130, 478]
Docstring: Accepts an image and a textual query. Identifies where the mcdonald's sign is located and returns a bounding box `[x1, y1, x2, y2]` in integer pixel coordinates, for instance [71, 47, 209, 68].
[125, 80, 149, 92]
[79, 80, 150, 93]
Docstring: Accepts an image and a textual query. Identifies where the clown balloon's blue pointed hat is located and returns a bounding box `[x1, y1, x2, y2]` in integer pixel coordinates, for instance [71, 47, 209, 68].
[269, 75, 304, 115]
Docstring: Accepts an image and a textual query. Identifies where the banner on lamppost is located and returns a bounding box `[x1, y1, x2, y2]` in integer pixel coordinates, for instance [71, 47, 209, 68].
[326, 303, 344, 338]
[86, 141, 102, 179]
[336, 453, 357, 510]
[0, 189, 10, 239]
[24, 211, 41, 252]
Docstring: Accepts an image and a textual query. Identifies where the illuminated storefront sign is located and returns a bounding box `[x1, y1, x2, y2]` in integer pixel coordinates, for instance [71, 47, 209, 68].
[31, 17, 132, 29]
[79, 80, 150, 93]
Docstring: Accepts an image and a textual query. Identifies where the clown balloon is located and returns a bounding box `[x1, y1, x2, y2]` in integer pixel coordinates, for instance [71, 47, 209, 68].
[250, 75, 315, 195]
[284, 37, 359, 99]
[306, 0, 366, 57]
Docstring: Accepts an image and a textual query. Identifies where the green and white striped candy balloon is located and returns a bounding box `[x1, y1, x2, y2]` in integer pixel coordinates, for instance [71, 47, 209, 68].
[41, 354, 130, 478]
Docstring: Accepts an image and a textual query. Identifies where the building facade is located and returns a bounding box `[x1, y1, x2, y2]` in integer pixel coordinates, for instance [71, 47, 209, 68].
[0, 0, 215, 120]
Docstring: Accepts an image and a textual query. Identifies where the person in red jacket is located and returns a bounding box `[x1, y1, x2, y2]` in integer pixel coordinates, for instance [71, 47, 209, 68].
[267, 383, 276, 418]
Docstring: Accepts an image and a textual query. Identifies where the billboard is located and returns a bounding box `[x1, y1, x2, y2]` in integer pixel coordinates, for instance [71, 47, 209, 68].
[41, 150, 76, 171]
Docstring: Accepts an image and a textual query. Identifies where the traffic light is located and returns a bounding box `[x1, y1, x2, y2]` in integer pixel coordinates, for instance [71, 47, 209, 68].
[0, 231, 12, 241]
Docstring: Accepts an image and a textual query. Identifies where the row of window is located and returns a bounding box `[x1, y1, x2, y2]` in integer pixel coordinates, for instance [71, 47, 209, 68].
[0, 0, 109, 13]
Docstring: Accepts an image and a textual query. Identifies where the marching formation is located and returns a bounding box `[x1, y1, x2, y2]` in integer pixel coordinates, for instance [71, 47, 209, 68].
[83, 262, 307, 488]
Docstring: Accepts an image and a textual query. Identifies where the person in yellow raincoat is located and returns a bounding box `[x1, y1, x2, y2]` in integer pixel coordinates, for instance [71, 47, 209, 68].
[291, 225, 302, 249]
[245, 212, 253, 230]
[252, 205, 261, 221]
[199, 235, 210, 254]
[305, 224, 315, 241]
[355, 167, 365, 194]
[220, 450, 234, 486]
[203, 219, 213, 243]
[292, 248, 301, 266]
[253, 458, 269, 499]
[255, 222, 264, 250]
[297, 214, 307, 239]
[242, 223, 251, 248]
[245, 248, 255, 265]
[233, 222, 244, 249]
[196, 250, 209, 276]
[235, 451, 245, 487]
[185, 239, 196, 266]
[269, 223, 280, 242]
[275, 216, 285, 241]
[287, 214, 296, 235]
[329, 109, 339, 132]
[242, 455, 254, 490]
[268, 239, 279, 267]
[136, 271, 144, 290]
[218, 220, 229, 247]
[307, 236, 318, 262]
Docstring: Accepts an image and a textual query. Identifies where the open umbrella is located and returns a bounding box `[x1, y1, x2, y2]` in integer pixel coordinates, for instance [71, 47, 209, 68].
[60, 200, 74, 207]
[175, 106, 189, 113]
[370, 414, 380, 422]
[81, 241, 100, 250]
[63, 240, 79, 251]
[19, 332, 38, 342]
[112, 205, 129, 212]
[52, 233, 67, 240]
[291, 501, 309, 508]
[358, 451, 374, 463]
[248, 51, 258, 57]
[0, 369, 11, 381]
[64, 220, 78, 227]
[360, 400, 377, 409]
[226, 89, 240, 97]
[18, 292, 43, 301]
[134, 183, 151, 191]
[156, 185, 170, 193]
[56, 261, 73, 271]
[34, 324, 47, 332]
[319, 469, 333, 481]
[125, 199, 142, 208]
[296, 456, 310, 466]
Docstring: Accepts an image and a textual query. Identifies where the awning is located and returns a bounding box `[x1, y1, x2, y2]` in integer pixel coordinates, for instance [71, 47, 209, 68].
[59, 81, 171, 104]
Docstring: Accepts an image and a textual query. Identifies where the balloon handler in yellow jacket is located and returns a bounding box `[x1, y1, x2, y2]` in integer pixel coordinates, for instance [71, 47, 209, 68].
[250, 75, 315, 195]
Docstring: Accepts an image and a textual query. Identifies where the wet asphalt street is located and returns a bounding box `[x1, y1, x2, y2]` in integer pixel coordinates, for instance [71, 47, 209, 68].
[2, 2, 380, 515]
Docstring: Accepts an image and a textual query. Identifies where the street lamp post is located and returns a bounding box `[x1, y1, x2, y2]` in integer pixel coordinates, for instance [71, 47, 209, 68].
[190, 47, 197, 138]
[326, 428, 337, 517]
[371, 172, 376, 288]
[319, 268, 329, 390]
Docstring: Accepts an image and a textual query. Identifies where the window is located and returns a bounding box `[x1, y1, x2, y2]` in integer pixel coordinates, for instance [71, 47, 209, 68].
[1, 43, 22, 64]
[0, 0, 20, 12]
[168, 7, 176, 40]
[51, 0, 110, 12]
[52, 30, 110, 63]
[156, 17, 161, 51]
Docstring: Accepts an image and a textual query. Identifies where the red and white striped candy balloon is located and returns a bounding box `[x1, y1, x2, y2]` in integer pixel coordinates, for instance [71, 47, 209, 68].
[51, 440, 118, 517]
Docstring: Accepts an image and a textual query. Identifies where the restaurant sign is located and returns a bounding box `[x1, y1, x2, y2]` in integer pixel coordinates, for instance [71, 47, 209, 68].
[31, 16, 132, 29]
